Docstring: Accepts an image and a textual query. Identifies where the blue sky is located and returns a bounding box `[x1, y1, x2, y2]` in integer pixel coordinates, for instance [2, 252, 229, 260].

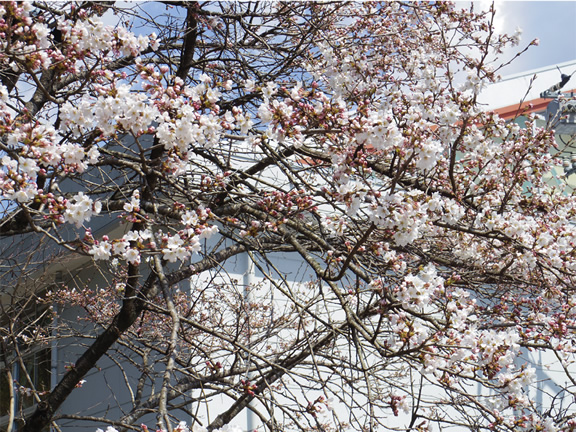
[103, 2, 575, 79]
[475, 1, 576, 76]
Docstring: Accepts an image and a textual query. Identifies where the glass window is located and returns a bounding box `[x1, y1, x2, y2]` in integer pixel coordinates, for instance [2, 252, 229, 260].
[0, 347, 51, 431]
[0, 302, 52, 432]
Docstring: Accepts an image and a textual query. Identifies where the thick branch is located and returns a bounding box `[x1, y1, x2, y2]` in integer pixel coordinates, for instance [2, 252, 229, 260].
[21, 243, 247, 432]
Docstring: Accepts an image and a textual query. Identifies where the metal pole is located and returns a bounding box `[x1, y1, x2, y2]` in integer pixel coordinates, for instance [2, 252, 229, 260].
[243, 252, 255, 432]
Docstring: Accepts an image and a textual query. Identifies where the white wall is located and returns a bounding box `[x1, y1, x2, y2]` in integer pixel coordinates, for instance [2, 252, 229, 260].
[478, 59, 576, 111]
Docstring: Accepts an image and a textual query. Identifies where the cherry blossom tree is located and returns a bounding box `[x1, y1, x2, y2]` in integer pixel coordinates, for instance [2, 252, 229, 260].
[0, 1, 572, 432]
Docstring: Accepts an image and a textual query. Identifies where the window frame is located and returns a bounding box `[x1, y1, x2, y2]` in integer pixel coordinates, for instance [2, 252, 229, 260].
[0, 304, 52, 432]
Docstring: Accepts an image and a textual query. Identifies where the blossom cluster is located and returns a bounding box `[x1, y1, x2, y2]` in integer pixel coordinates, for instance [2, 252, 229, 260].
[87, 204, 218, 266]
[97, 423, 243, 432]
[59, 17, 156, 59]
[0, 122, 100, 206]
[60, 69, 254, 179]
